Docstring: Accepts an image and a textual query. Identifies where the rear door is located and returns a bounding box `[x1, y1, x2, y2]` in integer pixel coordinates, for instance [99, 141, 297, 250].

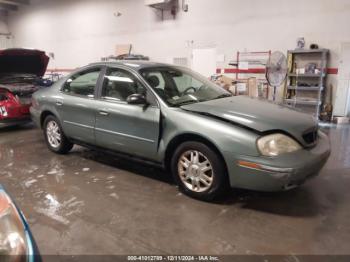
[94, 66, 160, 160]
[56, 66, 103, 144]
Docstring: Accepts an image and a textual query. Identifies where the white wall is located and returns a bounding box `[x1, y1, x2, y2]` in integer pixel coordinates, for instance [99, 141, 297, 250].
[0, 17, 8, 34]
[5, 0, 350, 107]
[0, 16, 12, 49]
[7, 0, 350, 67]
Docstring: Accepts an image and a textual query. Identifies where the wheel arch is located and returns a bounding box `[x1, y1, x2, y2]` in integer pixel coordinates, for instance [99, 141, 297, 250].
[40, 110, 58, 128]
[164, 133, 228, 174]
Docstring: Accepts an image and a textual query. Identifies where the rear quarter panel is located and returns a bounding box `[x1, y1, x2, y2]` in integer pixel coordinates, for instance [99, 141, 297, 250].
[33, 78, 67, 127]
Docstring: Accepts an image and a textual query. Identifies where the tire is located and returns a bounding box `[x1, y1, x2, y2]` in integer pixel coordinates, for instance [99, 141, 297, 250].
[43, 115, 73, 154]
[171, 141, 229, 201]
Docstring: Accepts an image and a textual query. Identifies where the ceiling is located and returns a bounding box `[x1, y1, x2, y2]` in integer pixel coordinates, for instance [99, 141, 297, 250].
[0, 0, 29, 16]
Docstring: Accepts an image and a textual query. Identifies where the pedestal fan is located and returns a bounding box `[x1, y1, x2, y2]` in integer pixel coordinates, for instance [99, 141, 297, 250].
[266, 51, 288, 101]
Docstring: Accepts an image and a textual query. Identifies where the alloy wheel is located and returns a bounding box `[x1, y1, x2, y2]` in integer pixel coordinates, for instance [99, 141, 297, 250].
[177, 150, 214, 192]
[46, 120, 61, 148]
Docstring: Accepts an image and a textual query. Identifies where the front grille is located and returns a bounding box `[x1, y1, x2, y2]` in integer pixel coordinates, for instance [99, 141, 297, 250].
[303, 129, 318, 145]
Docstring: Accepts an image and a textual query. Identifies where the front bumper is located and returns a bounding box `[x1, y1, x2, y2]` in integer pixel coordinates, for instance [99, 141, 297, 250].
[224, 132, 331, 192]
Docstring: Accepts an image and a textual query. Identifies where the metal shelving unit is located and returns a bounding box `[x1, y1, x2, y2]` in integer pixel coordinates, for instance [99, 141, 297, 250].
[285, 98, 322, 106]
[287, 85, 324, 91]
[228, 50, 271, 99]
[287, 73, 326, 78]
[283, 49, 329, 118]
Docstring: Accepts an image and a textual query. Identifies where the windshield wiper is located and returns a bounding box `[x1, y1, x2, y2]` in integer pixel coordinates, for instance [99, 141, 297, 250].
[213, 94, 232, 100]
[174, 100, 199, 107]
[174, 96, 210, 107]
[175, 94, 231, 106]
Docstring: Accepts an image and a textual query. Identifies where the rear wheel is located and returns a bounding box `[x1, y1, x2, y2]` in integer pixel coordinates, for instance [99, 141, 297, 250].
[171, 141, 229, 201]
[43, 115, 73, 154]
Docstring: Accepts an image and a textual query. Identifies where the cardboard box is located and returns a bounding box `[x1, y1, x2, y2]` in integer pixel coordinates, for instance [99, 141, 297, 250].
[247, 78, 258, 97]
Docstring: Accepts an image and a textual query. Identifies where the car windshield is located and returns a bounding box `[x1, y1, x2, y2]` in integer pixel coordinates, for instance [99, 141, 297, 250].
[140, 66, 231, 107]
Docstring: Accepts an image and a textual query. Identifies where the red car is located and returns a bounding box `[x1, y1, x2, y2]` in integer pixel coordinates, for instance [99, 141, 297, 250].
[0, 48, 49, 128]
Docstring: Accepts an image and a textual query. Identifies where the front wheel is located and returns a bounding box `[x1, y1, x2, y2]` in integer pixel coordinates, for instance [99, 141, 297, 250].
[171, 141, 229, 201]
[43, 115, 73, 154]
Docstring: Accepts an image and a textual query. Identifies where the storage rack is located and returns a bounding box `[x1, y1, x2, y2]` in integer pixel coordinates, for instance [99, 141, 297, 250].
[232, 50, 271, 80]
[229, 50, 271, 99]
[283, 49, 329, 118]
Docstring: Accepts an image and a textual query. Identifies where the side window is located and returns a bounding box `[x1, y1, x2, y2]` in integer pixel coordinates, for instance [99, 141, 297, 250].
[63, 69, 101, 97]
[102, 68, 146, 102]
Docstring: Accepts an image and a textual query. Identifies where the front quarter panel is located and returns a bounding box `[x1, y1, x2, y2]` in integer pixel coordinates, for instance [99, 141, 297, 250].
[159, 107, 260, 161]
[159, 107, 330, 191]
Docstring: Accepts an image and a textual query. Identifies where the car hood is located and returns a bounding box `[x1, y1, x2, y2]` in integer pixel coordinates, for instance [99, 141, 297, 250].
[0, 48, 49, 77]
[181, 96, 317, 146]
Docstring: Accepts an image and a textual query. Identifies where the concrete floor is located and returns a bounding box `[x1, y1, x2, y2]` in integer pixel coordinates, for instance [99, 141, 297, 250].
[0, 124, 350, 255]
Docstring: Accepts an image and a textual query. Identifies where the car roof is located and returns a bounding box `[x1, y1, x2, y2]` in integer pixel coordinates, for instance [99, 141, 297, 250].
[89, 61, 175, 71]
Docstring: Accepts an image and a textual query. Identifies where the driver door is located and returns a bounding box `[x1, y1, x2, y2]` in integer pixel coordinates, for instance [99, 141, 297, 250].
[94, 67, 160, 160]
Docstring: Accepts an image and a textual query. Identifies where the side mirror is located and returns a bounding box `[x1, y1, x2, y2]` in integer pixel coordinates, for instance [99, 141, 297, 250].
[126, 94, 147, 105]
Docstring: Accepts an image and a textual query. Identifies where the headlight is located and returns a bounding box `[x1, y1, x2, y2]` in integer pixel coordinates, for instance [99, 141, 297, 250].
[257, 133, 302, 156]
[0, 106, 8, 117]
[0, 190, 28, 259]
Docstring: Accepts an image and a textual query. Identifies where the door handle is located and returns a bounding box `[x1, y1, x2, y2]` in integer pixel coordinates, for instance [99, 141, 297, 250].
[99, 110, 109, 116]
[56, 101, 63, 106]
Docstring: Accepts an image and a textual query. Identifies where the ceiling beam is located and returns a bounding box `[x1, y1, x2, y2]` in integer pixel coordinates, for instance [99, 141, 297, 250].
[0, 0, 29, 6]
[0, 3, 18, 10]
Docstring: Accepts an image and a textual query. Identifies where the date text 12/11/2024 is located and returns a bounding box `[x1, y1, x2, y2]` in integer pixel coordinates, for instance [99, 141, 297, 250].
[127, 256, 220, 261]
